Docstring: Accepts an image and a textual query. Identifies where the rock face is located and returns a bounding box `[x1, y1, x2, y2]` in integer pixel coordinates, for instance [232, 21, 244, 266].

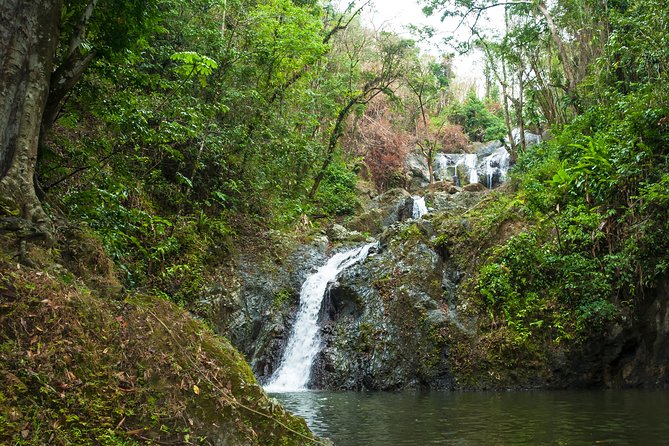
[346, 188, 415, 235]
[208, 182, 669, 392]
[405, 151, 430, 190]
[311, 219, 466, 390]
[207, 239, 329, 384]
[545, 273, 669, 389]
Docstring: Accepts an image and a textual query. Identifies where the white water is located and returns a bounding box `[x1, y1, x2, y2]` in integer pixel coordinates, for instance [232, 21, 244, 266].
[412, 196, 428, 219]
[481, 146, 510, 188]
[433, 146, 516, 188]
[465, 154, 479, 184]
[434, 153, 479, 185]
[265, 243, 376, 392]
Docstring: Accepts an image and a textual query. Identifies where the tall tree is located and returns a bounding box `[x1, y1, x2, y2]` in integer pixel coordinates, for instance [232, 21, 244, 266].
[1, 0, 157, 230]
[0, 0, 63, 230]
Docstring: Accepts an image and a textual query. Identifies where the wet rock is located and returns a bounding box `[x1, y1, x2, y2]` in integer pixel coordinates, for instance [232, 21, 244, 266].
[463, 182, 486, 192]
[427, 191, 486, 215]
[310, 222, 463, 391]
[473, 140, 504, 157]
[326, 224, 369, 243]
[427, 181, 459, 194]
[203, 239, 329, 383]
[346, 188, 413, 235]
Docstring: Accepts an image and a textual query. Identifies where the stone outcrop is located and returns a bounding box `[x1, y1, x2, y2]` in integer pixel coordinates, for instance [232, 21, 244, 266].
[345, 188, 413, 235]
[205, 239, 329, 383]
[311, 219, 466, 390]
[207, 177, 669, 392]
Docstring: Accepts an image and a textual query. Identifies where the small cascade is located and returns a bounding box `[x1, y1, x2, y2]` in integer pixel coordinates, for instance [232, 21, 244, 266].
[478, 145, 510, 188]
[412, 196, 428, 219]
[412, 129, 539, 190]
[465, 154, 479, 184]
[433, 153, 480, 185]
[265, 243, 376, 392]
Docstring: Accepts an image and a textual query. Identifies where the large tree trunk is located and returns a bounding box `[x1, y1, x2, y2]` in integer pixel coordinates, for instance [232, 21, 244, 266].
[0, 0, 62, 230]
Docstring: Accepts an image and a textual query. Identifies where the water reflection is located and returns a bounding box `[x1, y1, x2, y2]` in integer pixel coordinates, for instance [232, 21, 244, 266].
[270, 390, 669, 445]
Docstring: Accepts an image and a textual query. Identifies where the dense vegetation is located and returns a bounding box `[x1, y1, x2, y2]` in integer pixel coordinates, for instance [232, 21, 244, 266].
[416, 0, 669, 351]
[1, 0, 668, 442]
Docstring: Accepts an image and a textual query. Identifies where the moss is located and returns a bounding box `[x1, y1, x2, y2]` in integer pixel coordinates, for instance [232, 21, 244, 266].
[0, 253, 321, 446]
[271, 289, 297, 311]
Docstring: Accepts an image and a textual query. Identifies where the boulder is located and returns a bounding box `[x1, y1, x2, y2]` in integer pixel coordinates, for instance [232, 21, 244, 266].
[405, 151, 430, 181]
[310, 221, 465, 391]
[346, 188, 415, 235]
[463, 182, 486, 192]
[427, 180, 458, 194]
[427, 190, 486, 215]
[326, 224, 369, 243]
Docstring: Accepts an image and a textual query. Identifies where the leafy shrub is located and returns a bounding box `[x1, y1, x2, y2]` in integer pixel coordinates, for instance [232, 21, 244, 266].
[313, 160, 360, 216]
[448, 90, 507, 142]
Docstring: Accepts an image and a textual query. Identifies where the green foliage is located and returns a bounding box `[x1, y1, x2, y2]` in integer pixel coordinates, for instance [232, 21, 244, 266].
[479, 0, 669, 345]
[477, 227, 616, 342]
[44, 0, 390, 307]
[170, 51, 218, 86]
[313, 160, 359, 216]
[447, 90, 506, 142]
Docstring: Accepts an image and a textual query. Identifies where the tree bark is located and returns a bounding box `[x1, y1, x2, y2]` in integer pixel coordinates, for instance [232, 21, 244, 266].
[0, 0, 63, 230]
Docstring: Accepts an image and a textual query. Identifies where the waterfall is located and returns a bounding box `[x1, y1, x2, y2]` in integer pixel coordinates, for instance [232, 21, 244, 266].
[465, 154, 479, 184]
[265, 243, 376, 392]
[479, 146, 510, 188]
[434, 153, 480, 185]
[485, 156, 494, 188]
[412, 196, 428, 219]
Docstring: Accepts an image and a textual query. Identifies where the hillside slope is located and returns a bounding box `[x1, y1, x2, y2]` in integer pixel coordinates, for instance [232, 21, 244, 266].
[0, 236, 321, 446]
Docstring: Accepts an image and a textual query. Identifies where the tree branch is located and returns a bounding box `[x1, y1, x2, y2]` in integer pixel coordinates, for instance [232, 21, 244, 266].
[66, 0, 98, 59]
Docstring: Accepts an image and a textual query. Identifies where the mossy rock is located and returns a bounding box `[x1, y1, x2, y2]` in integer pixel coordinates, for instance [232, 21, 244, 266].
[0, 256, 322, 446]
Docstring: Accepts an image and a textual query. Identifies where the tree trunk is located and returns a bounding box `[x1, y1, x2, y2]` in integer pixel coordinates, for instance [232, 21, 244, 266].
[309, 98, 359, 199]
[536, 2, 577, 94]
[0, 0, 62, 230]
[500, 58, 517, 163]
[41, 51, 96, 142]
[517, 69, 527, 155]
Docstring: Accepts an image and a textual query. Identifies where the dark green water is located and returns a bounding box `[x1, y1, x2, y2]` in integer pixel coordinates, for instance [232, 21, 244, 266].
[271, 390, 669, 445]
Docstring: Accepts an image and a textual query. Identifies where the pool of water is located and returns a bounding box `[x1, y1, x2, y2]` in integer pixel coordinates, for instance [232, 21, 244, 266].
[270, 389, 669, 445]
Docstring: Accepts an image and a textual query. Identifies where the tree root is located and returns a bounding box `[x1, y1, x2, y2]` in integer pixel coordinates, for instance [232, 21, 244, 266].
[1, 217, 48, 267]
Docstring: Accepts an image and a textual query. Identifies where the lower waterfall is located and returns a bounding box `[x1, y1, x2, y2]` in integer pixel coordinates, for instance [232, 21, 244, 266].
[265, 243, 376, 392]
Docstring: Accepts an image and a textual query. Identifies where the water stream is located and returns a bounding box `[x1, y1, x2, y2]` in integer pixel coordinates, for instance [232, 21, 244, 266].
[265, 243, 376, 392]
[433, 148, 510, 187]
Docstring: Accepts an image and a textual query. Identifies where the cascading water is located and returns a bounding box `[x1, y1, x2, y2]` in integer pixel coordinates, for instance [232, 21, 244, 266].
[412, 196, 428, 219]
[479, 146, 510, 188]
[434, 153, 480, 185]
[465, 154, 479, 184]
[265, 243, 376, 392]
